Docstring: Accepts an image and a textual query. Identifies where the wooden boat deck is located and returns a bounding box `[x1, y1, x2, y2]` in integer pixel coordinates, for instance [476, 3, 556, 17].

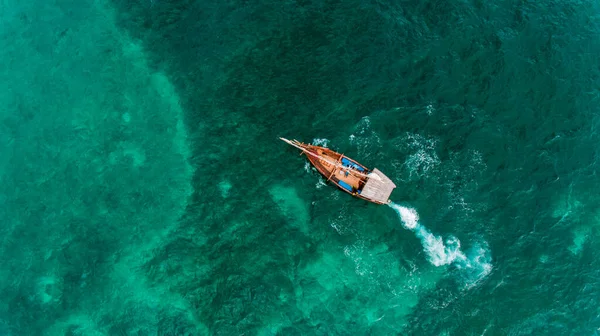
[331, 168, 363, 190]
[310, 148, 365, 190]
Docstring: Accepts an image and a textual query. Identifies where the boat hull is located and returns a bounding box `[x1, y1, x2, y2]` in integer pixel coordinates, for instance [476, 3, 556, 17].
[280, 138, 396, 204]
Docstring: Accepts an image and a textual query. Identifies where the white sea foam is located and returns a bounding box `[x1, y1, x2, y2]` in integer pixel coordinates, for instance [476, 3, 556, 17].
[389, 203, 419, 229]
[388, 202, 492, 285]
[315, 177, 327, 190]
[304, 161, 312, 174]
[425, 103, 435, 116]
[402, 133, 440, 180]
[416, 227, 466, 266]
[312, 138, 330, 147]
[356, 116, 371, 133]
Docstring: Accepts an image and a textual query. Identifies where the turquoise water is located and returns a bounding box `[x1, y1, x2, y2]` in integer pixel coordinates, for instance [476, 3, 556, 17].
[1, 0, 600, 334]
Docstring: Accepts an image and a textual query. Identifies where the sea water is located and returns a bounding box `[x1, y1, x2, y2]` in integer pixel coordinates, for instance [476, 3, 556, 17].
[1, 0, 599, 334]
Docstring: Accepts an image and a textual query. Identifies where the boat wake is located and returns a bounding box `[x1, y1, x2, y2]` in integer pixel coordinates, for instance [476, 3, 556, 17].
[388, 202, 492, 287]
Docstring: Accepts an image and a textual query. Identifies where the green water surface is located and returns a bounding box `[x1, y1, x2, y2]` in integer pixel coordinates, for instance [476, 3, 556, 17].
[1, 0, 599, 335]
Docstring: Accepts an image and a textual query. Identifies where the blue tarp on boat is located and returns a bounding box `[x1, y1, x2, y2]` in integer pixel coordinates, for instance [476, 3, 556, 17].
[338, 180, 353, 192]
[341, 157, 365, 171]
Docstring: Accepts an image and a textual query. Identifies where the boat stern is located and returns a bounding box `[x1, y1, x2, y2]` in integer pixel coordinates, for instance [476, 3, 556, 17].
[360, 168, 396, 204]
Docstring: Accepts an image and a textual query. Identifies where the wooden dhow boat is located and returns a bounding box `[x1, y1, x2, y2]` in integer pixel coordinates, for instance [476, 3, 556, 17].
[280, 138, 396, 204]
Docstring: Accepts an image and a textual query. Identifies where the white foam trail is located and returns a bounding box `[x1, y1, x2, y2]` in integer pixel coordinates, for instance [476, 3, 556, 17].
[393, 204, 419, 230]
[388, 202, 492, 284]
[416, 226, 465, 266]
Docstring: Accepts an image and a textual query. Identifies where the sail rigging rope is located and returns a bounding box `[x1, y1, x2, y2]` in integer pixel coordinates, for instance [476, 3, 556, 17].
[281, 138, 382, 181]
